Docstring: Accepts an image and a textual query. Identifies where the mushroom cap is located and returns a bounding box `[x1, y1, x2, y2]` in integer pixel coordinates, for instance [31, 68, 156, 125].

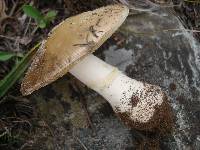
[21, 4, 129, 96]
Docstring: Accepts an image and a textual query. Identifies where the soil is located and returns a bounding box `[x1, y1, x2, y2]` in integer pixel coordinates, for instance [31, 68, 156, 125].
[116, 93, 173, 134]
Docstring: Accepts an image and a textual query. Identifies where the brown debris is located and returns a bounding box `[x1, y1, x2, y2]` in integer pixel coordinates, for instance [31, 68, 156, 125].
[169, 82, 177, 91]
[130, 95, 139, 107]
[0, 0, 7, 23]
[116, 93, 173, 134]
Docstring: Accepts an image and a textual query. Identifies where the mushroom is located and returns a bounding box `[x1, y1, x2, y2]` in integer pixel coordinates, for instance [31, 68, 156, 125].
[21, 4, 172, 132]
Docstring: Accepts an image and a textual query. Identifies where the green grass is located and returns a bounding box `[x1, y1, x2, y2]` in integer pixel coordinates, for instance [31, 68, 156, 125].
[0, 43, 41, 98]
[0, 51, 23, 61]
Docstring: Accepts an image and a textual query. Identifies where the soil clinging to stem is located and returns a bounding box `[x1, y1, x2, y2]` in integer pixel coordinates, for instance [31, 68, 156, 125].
[116, 92, 173, 134]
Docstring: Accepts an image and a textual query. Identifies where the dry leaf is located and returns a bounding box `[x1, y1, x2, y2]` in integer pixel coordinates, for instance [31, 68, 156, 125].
[0, 0, 7, 22]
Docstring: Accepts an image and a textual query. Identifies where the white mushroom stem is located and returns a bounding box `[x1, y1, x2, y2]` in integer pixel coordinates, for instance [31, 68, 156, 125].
[70, 54, 165, 124]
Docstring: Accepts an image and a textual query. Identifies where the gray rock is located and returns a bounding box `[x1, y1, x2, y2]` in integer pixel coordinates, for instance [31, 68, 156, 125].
[31, 8, 200, 150]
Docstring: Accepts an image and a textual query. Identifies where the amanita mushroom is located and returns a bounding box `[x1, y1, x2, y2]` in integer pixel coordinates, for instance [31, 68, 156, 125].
[21, 4, 172, 132]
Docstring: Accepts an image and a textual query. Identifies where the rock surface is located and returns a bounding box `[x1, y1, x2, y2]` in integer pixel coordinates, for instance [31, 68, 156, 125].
[30, 8, 200, 150]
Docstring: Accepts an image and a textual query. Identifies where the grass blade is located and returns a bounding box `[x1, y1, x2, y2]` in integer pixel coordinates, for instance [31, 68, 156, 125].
[0, 43, 41, 98]
[0, 51, 16, 61]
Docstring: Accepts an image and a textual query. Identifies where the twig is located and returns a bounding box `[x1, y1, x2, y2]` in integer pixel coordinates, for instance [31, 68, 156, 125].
[1, 116, 32, 127]
[75, 136, 88, 150]
[89, 26, 103, 38]
[19, 141, 34, 150]
[73, 43, 91, 47]
[0, 34, 16, 41]
[73, 33, 96, 48]
[31, 26, 39, 36]
[12, 120, 32, 127]
[162, 28, 200, 33]
[23, 18, 31, 37]
[9, 0, 18, 17]
[0, 127, 9, 138]
[117, 0, 182, 12]
[72, 130, 88, 150]
[89, 24, 103, 38]
[183, 0, 200, 3]
[71, 81, 95, 132]
[121, 28, 200, 37]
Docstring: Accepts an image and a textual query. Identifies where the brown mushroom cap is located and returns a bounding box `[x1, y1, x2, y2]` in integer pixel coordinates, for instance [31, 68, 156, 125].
[21, 4, 129, 96]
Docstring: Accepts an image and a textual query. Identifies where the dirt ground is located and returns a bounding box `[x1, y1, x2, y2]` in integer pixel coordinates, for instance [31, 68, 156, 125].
[0, 0, 200, 150]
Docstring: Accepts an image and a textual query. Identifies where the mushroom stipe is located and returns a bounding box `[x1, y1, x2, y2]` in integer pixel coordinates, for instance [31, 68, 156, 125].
[21, 4, 173, 133]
